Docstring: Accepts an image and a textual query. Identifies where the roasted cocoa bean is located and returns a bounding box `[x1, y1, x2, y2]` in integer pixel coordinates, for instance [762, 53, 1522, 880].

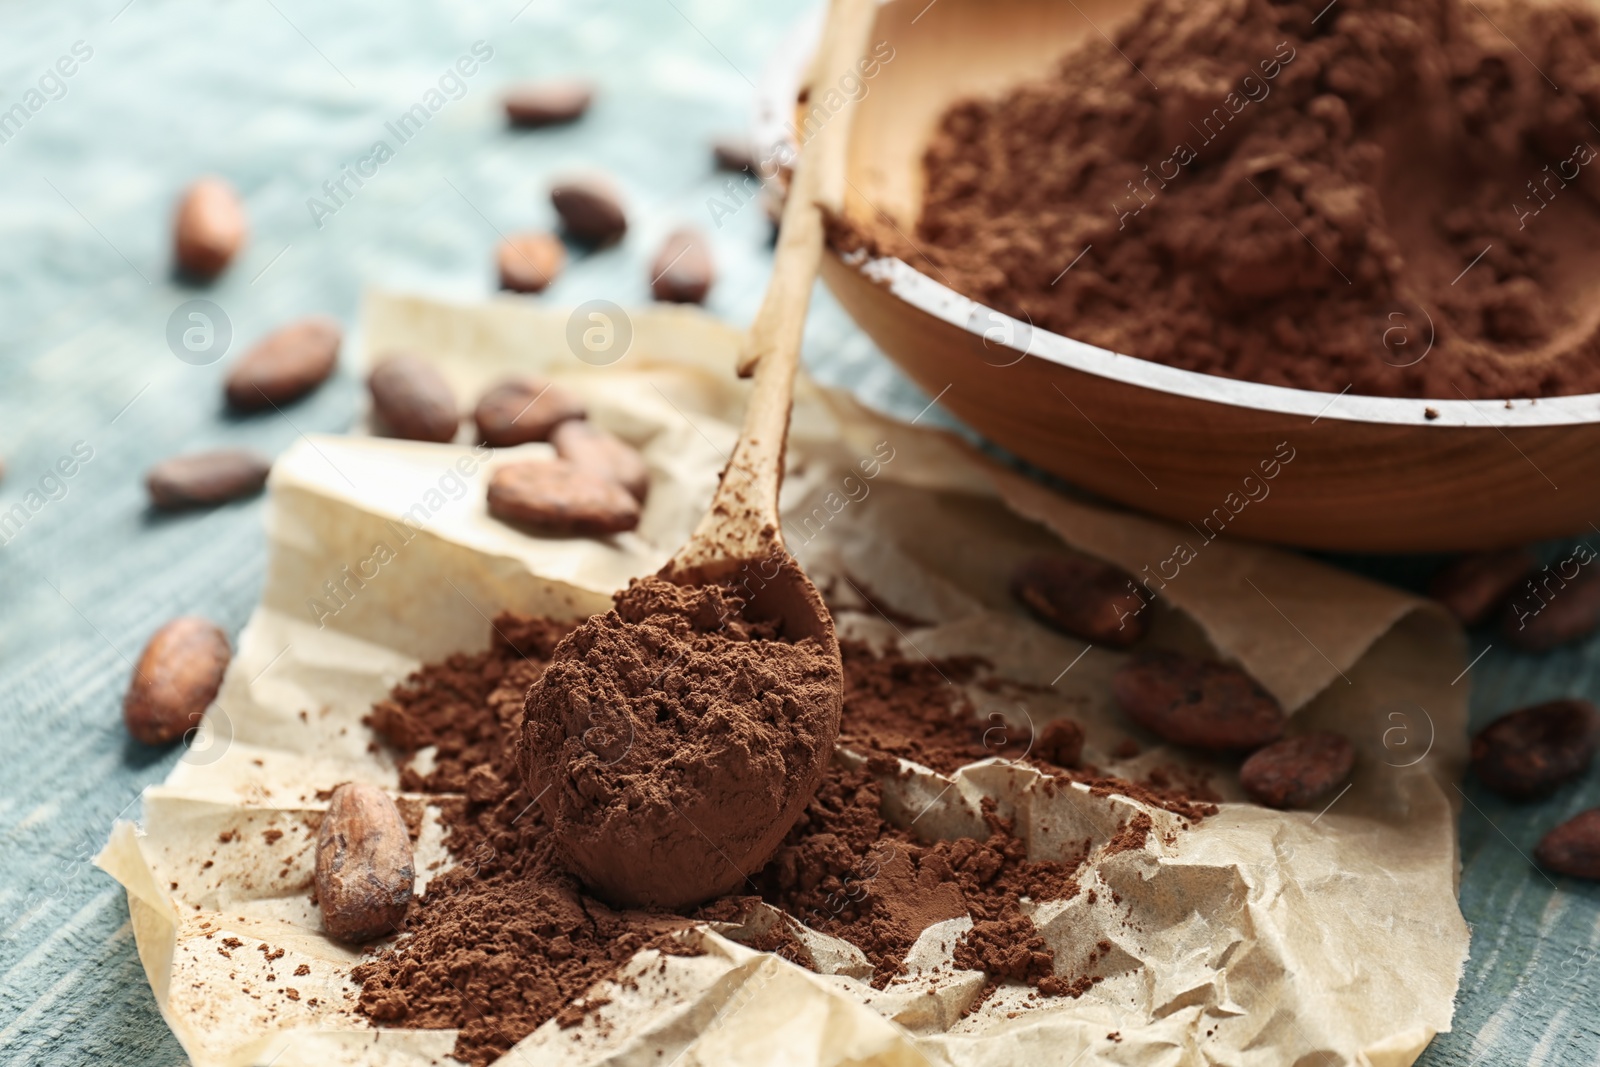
[650, 228, 714, 304]
[224, 317, 341, 411]
[1471, 698, 1599, 799]
[487, 460, 640, 536]
[550, 177, 627, 245]
[503, 79, 593, 127]
[1239, 732, 1354, 809]
[1112, 650, 1285, 750]
[368, 354, 460, 443]
[1011, 554, 1147, 647]
[496, 231, 566, 293]
[315, 782, 415, 943]
[123, 617, 231, 745]
[146, 449, 271, 510]
[1429, 548, 1537, 625]
[551, 419, 648, 501]
[473, 377, 586, 446]
[1500, 565, 1600, 651]
[1536, 809, 1600, 880]
[173, 176, 247, 280]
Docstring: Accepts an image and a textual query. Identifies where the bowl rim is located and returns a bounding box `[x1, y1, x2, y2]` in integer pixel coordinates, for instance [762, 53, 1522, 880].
[756, 2, 1600, 431]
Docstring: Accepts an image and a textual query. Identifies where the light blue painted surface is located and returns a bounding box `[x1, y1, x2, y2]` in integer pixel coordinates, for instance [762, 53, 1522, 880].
[0, 2, 1595, 1064]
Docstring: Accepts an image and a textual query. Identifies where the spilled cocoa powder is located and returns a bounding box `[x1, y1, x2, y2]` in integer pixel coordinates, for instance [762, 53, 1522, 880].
[839, 639, 1220, 823]
[837, 0, 1600, 399]
[355, 613, 1212, 1064]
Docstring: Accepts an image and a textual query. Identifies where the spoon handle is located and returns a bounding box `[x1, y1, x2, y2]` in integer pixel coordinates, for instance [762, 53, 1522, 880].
[667, 0, 879, 579]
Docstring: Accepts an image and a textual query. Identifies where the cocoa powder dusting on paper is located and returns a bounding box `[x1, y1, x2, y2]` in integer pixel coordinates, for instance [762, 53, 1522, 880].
[840, 639, 1219, 823]
[356, 616, 1211, 1060]
[836, 0, 1600, 399]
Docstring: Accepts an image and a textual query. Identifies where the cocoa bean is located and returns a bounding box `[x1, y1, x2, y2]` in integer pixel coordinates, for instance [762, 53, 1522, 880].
[503, 79, 593, 127]
[550, 177, 627, 245]
[369, 354, 459, 443]
[173, 176, 247, 281]
[225, 316, 341, 411]
[1112, 650, 1284, 750]
[650, 228, 714, 304]
[1239, 732, 1354, 809]
[551, 419, 648, 501]
[487, 460, 640, 536]
[1011, 554, 1147, 647]
[1536, 809, 1600, 880]
[315, 782, 415, 943]
[1471, 698, 1598, 799]
[1500, 565, 1600, 651]
[497, 231, 566, 293]
[1429, 548, 1537, 625]
[123, 618, 231, 745]
[473, 378, 586, 446]
[146, 449, 271, 510]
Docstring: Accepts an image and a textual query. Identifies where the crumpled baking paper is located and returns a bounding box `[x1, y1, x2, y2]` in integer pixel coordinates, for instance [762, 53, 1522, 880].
[99, 291, 1470, 1067]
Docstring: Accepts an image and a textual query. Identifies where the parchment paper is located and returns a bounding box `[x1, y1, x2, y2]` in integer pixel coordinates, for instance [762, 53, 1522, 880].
[99, 292, 1471, 1067]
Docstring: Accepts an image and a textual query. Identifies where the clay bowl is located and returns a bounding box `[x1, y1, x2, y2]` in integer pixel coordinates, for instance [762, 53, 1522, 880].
[757, 0, 1600, 553]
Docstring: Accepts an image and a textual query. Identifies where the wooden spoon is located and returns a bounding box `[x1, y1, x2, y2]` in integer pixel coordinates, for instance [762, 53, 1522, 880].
[665, 0, 876, 587]
[525, 0, 880, 910]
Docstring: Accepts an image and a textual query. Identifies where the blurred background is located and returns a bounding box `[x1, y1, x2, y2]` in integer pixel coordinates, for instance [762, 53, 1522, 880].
[0, 1, 1594, 1063]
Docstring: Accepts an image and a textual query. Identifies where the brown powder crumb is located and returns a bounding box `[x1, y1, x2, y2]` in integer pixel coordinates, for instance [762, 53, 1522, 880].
[837, 0, 1600, 401]
[220, 937, 242, 949]
[1104, 814, 1155, 857]
[263, 829, 283, 845]
[953, 913, 1056, 1010]
[836, 639, 989, 773]
[355, 615, 1214, 1060]
[1035, 718, 1086, 769]
[294, 964, 310, 977]
[217, 830, 236, 844]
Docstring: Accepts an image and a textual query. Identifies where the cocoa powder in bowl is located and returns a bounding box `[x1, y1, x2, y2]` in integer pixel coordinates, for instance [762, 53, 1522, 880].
[842, 0, 1600, 399]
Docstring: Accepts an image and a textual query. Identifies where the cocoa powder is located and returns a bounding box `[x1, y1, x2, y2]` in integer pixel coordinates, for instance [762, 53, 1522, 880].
[840, 0, 1600, 399]
[355, 615, 1214, 1063]
[518, 577, 843, 910]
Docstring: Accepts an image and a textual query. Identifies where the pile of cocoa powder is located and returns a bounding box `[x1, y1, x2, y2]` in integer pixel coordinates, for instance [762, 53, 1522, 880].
[841, 0, 1600, 399]
[353, 613, 1212, 1065]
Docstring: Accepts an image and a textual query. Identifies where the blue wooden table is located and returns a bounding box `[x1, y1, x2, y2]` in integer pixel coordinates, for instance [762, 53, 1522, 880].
[0, 2, 1594, 1063]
